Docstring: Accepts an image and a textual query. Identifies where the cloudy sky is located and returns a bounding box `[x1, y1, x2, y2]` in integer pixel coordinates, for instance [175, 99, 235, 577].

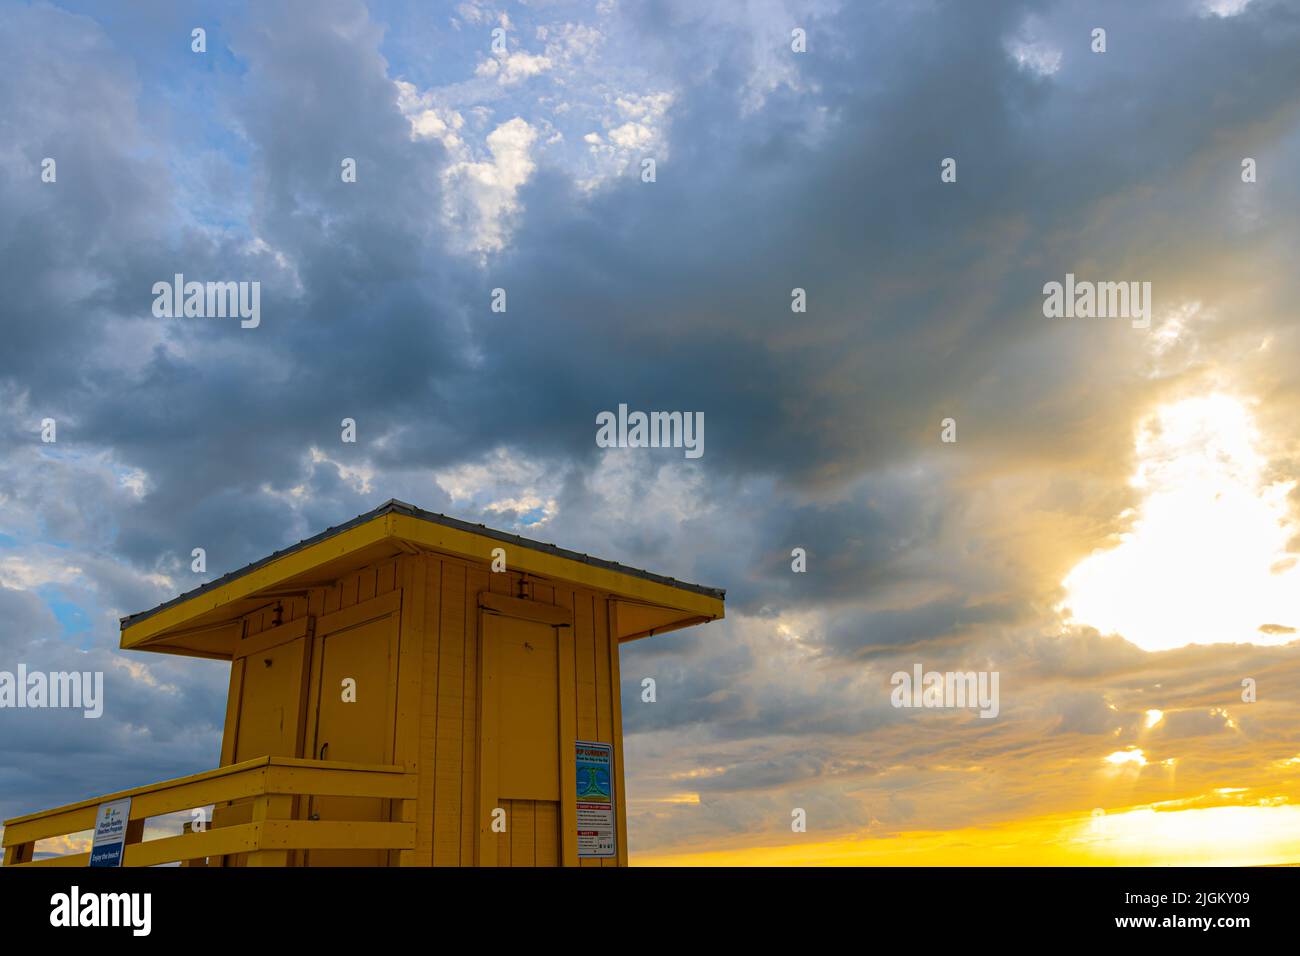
[3, 0, 1300, 865]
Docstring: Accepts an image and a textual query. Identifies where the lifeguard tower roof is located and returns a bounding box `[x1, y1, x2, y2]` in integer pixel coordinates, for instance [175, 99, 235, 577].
[120, 499, 725, 659]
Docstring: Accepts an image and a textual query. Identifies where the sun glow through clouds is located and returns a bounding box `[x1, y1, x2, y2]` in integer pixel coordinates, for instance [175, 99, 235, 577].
[1104, 748, 1147, 768]
[1061, 395, 1300, 651]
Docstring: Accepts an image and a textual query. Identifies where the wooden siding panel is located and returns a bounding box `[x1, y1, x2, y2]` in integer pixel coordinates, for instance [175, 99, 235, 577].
[511, 799, 534, 866]
[534, 799, 559, 867]
[415, 556, 442, 865]
[432, 561, 466, 865]
[592, 596, 615, 866]
[461, 565, 488, 865]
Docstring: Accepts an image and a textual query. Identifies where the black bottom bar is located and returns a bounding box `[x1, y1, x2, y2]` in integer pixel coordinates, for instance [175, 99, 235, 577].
[1, 866, 1288, 941]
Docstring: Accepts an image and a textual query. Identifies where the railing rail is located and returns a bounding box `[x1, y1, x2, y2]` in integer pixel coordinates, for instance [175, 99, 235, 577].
[1, 756, 417, 867]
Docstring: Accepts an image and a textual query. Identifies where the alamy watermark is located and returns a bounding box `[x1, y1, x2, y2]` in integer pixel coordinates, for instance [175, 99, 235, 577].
[50, 886, 150, 936]
[151, 274, 260, 328]
[1042, 273, 1151, 329]
[595, 404, 704, 459]
[0, 665, 104, 718]
[890, 664, 999, 718]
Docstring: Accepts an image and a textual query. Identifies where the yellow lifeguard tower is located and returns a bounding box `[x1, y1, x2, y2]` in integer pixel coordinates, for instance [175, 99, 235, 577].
[2, 500, 724, 867]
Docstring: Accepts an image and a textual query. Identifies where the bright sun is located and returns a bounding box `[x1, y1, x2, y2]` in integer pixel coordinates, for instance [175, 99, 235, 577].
[1060, 394, 1300, 651]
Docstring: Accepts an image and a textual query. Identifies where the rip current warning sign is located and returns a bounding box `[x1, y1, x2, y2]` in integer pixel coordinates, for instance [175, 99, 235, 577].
[575, 740, 617, 858]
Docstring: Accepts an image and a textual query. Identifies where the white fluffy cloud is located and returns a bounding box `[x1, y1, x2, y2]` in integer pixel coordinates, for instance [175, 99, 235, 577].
[396, 80, 538, 254]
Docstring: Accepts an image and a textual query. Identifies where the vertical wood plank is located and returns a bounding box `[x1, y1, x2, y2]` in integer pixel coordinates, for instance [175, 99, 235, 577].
[592, 595, 615, 865]
[594, 597, 612, 743]
[340, 572, 359, 610]
[462, 564, 488, 864]
[498, 800, 512, 867]
[377, 558, 397, 595]
[556, 587, 578, 867]
[432, 561, 465, 866]
[245, 794, 293, 867]
[416, 556, 442, 866]
[323, 581, 342, 615]
[512, 799, 535, 867]
[575, 592, 599, 867]
[476, 609, 499, 866]
[489, 567, 512, 595]
[535, 800, 559, 867]
[357, 565, 377, 604]
[219, 659, 244, 768]
[607, 600, 630, 867]
[575, 593, 597, 742]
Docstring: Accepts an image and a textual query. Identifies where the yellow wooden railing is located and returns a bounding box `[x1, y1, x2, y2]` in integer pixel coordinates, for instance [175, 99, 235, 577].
[1, 756, 417, 867]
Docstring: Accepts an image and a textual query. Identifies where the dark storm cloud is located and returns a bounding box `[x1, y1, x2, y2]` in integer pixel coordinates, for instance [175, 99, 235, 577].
[818, 597, 1028, 659]
[0, 587, 59, 650]
[5, 0, 1299, 589]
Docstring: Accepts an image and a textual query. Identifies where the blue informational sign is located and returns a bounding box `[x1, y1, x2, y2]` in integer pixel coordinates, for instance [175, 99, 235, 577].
[88, 797, 132, 867]
[575, 740, 616, 858]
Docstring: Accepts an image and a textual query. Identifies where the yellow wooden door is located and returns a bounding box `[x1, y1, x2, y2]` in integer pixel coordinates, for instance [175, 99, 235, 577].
[478, 613, 568, 865]
[234, 636, 305, 762]
[307, 613, 396, 866]
[498, 618, 560, 801]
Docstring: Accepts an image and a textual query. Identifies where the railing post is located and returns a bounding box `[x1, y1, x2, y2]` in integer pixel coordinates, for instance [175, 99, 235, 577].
[125, 816, 145, 845]
[245, 794, 293, 866]
[3, 842, 33, 866]
[398, 798, 417, 867]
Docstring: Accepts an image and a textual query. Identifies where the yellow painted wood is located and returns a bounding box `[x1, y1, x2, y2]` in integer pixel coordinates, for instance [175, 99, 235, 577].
[315, 588, 402, 637]
[512, 799, 535, 866]
[306, 611, 398, 865]
[415, 555, 441, 865]
[259, 820, 415, 851]
[266, 756, 408, 772]
[476, 611, 501, 866]
[13, 817, 418, 868]
[479, 591, 574, 626]
[246, 794, 293, 866]
[120, 518, 394, 650]
[461, 565, 486, 865]
[395, 556, 424, 775]
[476, 606, 574, 867]
[398, 796, 418, 867]
[357, 564, 377, 604]
[387, 513, 722, 622]
[120, 511, 721, 655]
[497, 618, 561, 801]
[3, 760, 273, 844]
[263, 766, 417, 799]
[394, 555, 424, 866]
[233, 616, 310, 659]
[432, 561, 466, 866]
[498, 800, 512, 867]
[233, 634, 306, 762]
[17, 824, 260, 868]
[535, 800, 560, 867]
[557, 590, 579, 867]
[575, 594, 598, 742]
[1, 761, 402, 836]
[607, 600, 630, 866]
[593, 597, 615, 867]
[219, 654, 244, 768]
[27, 508, 725, 869]
[3, 841, 33, 865]
[574, 593, 600, 868]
